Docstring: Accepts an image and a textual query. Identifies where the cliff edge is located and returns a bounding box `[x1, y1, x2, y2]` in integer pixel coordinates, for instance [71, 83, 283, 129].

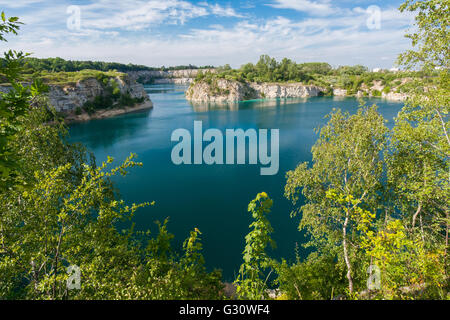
[186, 79, 324, 103]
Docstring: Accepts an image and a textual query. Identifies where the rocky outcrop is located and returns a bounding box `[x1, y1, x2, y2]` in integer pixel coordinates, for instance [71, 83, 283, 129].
[333, 88, 348, 96]
[127, 69, 215, 85]
[186, 79, 324, 103]
[50, 76, 151, 112]
[382, 92, 408, 101]
[0, 75, 152, 118]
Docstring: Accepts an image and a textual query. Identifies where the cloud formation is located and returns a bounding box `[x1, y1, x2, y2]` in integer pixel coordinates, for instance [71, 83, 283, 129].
[267, 0, 336, 16]
[0, 0, 414, 69]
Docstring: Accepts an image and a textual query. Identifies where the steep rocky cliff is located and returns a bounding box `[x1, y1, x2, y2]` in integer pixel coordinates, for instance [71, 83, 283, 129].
[187, 78, 410, 103]
[49, 75, 151, 112]
[0, 74, 153, 121]
[185, 79, 324, 103]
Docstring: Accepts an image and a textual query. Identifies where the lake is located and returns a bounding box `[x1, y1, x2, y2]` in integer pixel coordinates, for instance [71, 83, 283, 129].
[68, 84, 403, 281]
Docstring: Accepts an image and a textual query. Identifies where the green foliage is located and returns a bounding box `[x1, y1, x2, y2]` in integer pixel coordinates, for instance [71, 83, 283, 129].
[0, 14, 223, 300]
[284, 106, 392, 297]
[81, 76, 144, 114]
[20, 57, 214, 73]
[275, 250, 348, 300]
[336, 65, 368, 76]
[361, 219, 447, 299]
[196, 55, 313, 84]
[0, 11, 21, 42]
[282, 87, 448, 299]
[194, 55, 431, 99]
[0, 140, 224, 299]
[398, 0, 449, 71]
[234, 192, 275, 299]
[0, 12, 48, 189]
[371, 89, 382, 97]
[1, 1, 448, 300]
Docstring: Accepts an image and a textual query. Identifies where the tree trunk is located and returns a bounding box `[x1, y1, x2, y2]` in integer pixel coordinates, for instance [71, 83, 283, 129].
[445, 210, 449, 258]
[412, 203, 422, 228]
[343, 211, 353, 293]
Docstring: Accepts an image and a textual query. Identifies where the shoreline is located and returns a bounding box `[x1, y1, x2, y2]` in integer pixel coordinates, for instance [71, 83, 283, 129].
[62, 100, 153, 123]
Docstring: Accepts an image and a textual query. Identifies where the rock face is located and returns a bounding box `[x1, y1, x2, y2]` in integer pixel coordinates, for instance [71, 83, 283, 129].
[50, 76, 151, 112]
[382, 92, 408, 101]
[127, 69, 216, 85]
[0, 75, 152, 113]
[333, 88, 348, 96]
[186, 79, 324, 103]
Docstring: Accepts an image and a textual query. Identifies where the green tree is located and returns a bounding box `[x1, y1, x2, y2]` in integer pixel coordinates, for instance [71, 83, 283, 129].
[234, 192, 275, 299]
[280, 0, 449, 299]
[0, 12, 47, 189]
[390, 0, 449, 268]
[285, 106, 389, 294]
[398, 0, 449, 71]
[0, 12, 224, 300]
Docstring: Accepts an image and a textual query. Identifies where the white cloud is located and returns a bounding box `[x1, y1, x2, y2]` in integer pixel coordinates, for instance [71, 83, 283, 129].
[0, 0, 46, 9]
[85, 1, 209, 30]
[0, 1, 415, 69]
[209, 4, 244, 18]
[79, 1, 243, 31]
[267, 0, 336, 16]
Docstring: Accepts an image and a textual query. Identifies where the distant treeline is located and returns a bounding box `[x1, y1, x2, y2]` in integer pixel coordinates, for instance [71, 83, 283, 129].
[20, 57, 214, 73]
[199, 56, 372, 83]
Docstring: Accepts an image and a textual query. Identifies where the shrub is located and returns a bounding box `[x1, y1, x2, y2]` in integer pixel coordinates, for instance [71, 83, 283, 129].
[371, 89, 382, 97]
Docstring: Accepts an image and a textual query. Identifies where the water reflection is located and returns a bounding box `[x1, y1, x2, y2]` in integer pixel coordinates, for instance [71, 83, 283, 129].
[145, 84, 188, 95]
[69, 109, 152, 149]
[190, 97, 309, 112]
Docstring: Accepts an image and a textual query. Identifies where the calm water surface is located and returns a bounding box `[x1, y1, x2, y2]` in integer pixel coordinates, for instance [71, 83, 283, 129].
[69, 84, 403, 281]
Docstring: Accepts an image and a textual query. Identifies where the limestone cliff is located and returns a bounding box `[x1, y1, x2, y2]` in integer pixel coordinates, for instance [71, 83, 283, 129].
[0, 74, 153, 121]
[127, 69, 216, 85]
[187, 78, 411, 103]
[49, 76, 151, 112]
[186, 79, 324, 103]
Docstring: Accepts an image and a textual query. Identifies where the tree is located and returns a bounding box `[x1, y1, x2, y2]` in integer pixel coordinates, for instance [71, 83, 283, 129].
[0, 12, 45, 189]
[0, 12, 224, 300]
[285, 106, 389, 294]
[281, 0, 449, 299]
[391, 0, 449, 266]
[398, 0, 449, 71]
[234, 192, 275, 299]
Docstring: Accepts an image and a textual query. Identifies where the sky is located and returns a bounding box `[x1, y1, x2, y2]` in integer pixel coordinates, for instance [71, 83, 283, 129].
[0, 0, 416, 69]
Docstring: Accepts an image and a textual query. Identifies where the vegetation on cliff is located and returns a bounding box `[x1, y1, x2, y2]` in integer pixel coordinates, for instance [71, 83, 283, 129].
[194, 55, 439, 98]
[79, 72, 146, 116]
[1, 62, 149, 116]
[0, 63, 126, 86]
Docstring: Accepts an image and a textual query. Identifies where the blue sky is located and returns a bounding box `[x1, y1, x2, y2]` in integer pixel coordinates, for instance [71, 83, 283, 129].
[0, 0, 415, 68]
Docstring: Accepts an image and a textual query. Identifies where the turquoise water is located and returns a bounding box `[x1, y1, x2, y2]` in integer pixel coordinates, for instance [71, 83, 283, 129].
[68, 84, 403, 281]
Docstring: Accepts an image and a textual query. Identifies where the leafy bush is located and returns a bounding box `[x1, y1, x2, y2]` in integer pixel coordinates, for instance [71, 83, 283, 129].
[371, 89, 382, 97]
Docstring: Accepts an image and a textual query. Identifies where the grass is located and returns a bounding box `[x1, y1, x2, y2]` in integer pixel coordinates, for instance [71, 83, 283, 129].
[0, 69, 126, 86]
[36, 69, 125, 85]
